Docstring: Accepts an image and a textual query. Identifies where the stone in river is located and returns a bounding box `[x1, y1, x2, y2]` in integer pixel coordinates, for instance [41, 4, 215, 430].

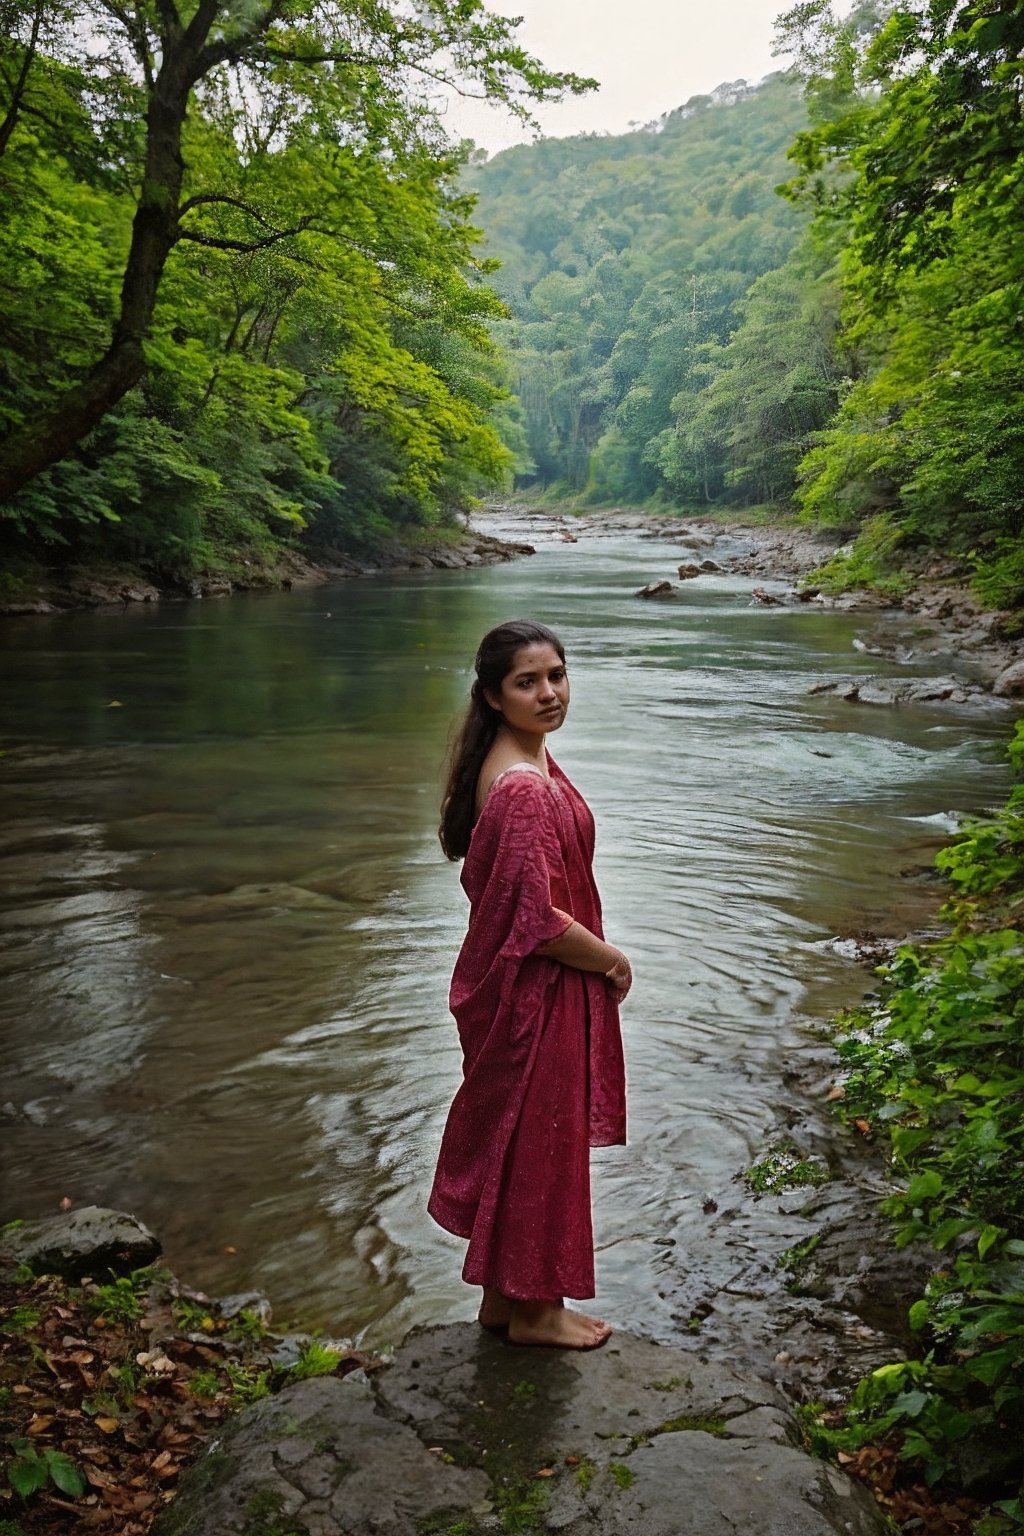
[993, 658, 1024, 697]
[677, 563, 702, 578]
[0, 1206, 160, 1280]
[158, 1323, 887, 1536]
[636, 580, 676, 599]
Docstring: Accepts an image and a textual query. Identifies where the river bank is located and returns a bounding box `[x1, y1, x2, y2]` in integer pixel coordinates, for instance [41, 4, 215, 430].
[0, 1208, 889, 1536]
[0, 526, 535, 617]
[474, 504, 1024, 705]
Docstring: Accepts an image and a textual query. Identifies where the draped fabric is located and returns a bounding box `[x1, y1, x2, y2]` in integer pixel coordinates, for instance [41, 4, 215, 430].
[427, 758, 626, 1301]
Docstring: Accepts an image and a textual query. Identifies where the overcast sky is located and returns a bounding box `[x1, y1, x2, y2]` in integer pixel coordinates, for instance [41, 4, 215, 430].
[436, 0, 795, 153]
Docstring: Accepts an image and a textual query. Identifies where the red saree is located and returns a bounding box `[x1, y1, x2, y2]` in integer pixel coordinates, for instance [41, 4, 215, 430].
[427, 757, 626, 1301]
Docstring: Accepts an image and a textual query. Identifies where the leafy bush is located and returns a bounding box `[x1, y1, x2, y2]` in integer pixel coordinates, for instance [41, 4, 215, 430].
[823, 722, 1024, 1516]
[804, 511, 912, 596]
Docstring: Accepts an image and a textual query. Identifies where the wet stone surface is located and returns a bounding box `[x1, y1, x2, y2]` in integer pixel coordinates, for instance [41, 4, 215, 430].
[159, 1323, 887, 1535]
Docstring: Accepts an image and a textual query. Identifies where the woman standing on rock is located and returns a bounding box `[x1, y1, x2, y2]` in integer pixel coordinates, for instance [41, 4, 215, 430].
[428, 619, 630, 1350]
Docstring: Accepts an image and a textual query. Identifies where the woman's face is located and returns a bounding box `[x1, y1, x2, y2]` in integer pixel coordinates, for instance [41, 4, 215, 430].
[486, 641, 570, 738]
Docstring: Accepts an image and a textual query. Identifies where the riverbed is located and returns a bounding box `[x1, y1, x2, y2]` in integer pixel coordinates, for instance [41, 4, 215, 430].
[0, 520, 1011, 1371]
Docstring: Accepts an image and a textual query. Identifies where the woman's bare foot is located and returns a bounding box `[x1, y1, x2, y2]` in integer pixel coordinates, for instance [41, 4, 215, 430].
[478, 1286, 513, 1330]
[507, 1300, 612, 1350]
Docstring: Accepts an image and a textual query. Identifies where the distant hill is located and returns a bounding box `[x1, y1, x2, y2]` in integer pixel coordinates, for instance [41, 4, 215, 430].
[465, 75, 828, 506]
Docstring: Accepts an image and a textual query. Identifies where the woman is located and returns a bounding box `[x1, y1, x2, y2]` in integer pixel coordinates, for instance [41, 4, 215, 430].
[428, 619, 630, 1350]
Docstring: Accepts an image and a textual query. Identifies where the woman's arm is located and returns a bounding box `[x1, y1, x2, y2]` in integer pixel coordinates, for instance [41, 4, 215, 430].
[535, 918, 633, 1000]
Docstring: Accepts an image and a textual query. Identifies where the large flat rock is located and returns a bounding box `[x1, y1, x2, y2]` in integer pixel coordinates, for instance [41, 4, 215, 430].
[159, 1324, 885, 1535]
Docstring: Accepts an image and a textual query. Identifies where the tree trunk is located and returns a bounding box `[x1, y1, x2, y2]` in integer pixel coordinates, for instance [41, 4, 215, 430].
[0, 38, 198, 504]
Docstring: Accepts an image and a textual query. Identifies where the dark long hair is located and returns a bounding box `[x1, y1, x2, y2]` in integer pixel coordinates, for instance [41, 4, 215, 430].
[439, 619, 565, 861]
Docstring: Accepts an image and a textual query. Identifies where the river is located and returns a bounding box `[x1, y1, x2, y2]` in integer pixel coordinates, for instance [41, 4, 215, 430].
[0, 518, 1011, 1370]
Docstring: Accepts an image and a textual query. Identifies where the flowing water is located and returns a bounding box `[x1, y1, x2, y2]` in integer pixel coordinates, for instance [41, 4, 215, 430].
[0, 519, 1011, 1369]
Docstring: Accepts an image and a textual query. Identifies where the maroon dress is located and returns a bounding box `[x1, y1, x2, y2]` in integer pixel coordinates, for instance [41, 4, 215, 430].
[427, 757, 626, 1301]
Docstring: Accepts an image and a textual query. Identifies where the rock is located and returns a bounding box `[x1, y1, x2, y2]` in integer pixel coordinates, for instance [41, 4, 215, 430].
[635, 580, 675, 599]
[750, 587, 783, 606]
[155, 1372, 490, 1536]
[698, 559, 722, 573]
[161, 1324, 886, 1536]
[677, 563, 702, 578]
[0, 598, 56, 615]
[0, 1206, 160, 1280]
[560, 530, 579, 542]
[201, 578, 232, 597]
[993, 658, 1024, 696]
[808, 674, 1004, 711]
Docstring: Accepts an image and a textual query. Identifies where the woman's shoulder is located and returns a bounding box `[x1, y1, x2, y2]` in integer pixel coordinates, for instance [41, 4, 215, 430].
[475, 760, 553, 822]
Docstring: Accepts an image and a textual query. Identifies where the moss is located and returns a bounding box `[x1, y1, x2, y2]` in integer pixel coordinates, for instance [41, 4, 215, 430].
[609, 1462, 635, 1489]
[416, 1518, 479, 1536]
[657, 1413, 728, 1438]
[574, 1457, 595, 1493]
[240, 1487, 305, 1536]
[493, 1479, 550, 1533]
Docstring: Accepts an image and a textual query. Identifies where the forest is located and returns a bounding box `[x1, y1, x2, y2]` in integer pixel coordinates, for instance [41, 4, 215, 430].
[471, 0, 1024, 604]
[2, 0, 1022, 603]
[0, 0, 590, 584]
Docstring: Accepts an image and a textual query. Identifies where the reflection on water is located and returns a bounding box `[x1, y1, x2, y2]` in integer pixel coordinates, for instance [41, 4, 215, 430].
[0, 528, 1011, 1364]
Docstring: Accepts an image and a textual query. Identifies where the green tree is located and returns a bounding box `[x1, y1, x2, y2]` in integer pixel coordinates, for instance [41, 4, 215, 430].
[0, 0, 594, 504]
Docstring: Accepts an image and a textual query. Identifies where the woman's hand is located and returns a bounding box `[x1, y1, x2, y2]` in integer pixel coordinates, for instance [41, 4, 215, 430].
[604, 952, 632, 1003]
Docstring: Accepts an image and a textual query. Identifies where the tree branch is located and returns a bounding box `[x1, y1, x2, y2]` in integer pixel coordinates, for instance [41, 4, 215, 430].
[175, 219, 316, 253]
[178, 192, 279, 227]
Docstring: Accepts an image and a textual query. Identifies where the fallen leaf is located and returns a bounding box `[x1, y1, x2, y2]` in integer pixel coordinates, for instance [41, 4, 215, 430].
[564, 1455, 580, 1465]
[60, 1196, 74, 1211]
[28, 1413, 56, 1435]
[853, 1118, 872, 1136]
[826, 1084, 845, 1101]
[95, 1416, 120, 1434]
[151, 1451, 172, 1471]
[223, 1245, 238, 1255]
[535, 1468, 555, 1478]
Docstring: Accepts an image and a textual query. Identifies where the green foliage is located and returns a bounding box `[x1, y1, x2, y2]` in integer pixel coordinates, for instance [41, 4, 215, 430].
[288, 1340, 347, 1381]
[223, 1361, 273, 1406]
[804, 512, 912, 596]
[172, 1297, 217, 1333]
[187, 1368, 223, 1399]
[3, 1441, 86, 1501]
[226, 1308, 268, 1344]
[972, 543, 1024, 614]
[780, 1, 1024, 582]
[745, 1142, 830, 1195]
[823, 722, 1024, 1502]
[83, 1266, 157, 1325]
[1, 1308, 39, 1336]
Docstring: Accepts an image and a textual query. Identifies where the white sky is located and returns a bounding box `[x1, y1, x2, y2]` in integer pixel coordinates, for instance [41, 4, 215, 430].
[436, 0, 795, 153]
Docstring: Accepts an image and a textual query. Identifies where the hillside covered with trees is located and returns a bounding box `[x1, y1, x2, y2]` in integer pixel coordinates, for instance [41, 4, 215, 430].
[473, 0, 1024, 604]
